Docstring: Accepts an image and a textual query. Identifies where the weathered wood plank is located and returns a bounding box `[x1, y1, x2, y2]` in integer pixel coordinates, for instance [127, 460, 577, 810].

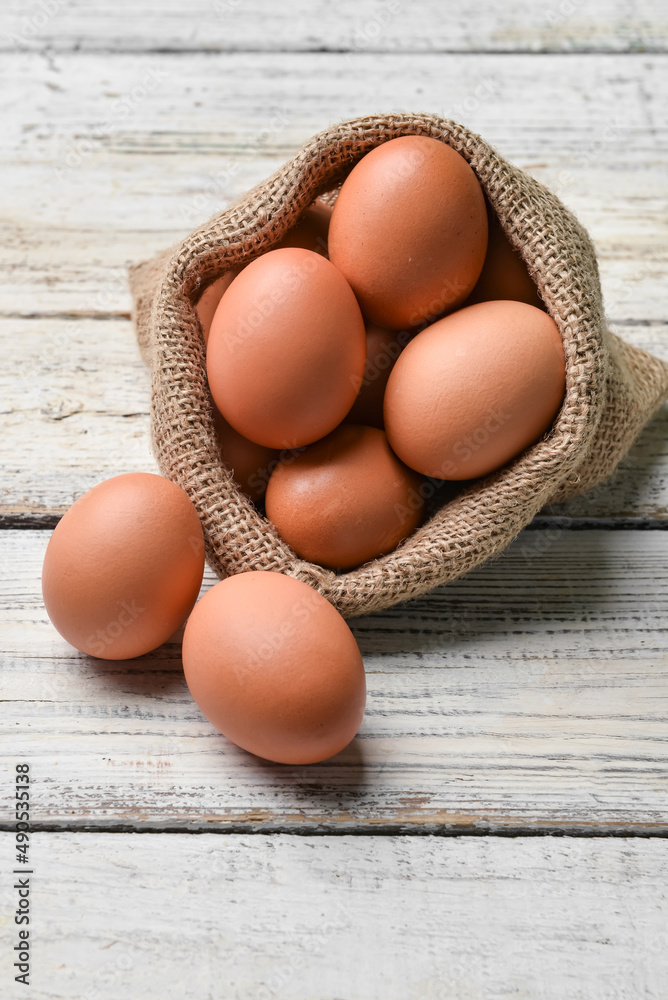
[2, 317, 666, 519]
[2, 529, 667, 832]
[3, 54, 666, 520]
[3, 169, 666, 322]
[2, 832, 667, 999]
[0, 318, 155, 518]
[1, 9, 665, 986]
[3, 0, 667, 53]
[2, 51, 666, 321]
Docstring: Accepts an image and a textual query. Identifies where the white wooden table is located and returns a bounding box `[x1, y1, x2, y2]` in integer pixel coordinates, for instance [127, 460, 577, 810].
[2, 3, 667, 997]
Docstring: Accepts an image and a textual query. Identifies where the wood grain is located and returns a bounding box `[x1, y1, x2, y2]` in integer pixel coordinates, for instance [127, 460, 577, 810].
[0, 318, 154, 519]
[3, 0, 667, 53]
[2, 2, 666, 991]
[2, 528, 667, 833]
[2, 50, 667, 520]
[1, 317, 667, 520]
[3, 163, 666, 322]
[3, 831, 666, 999]
[2, 50, 666, 323]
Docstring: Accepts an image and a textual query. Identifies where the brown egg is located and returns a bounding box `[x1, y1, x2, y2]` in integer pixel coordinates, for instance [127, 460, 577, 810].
[384, 300, 565, 480]
[42, 473, 205, 659]
[213, 407, 278, 501]
[195, 200, 332, 346]
[207, 247, 366, 449]
[465, 209, 544, 310]
[328, 135, 488, 329]
[278, 197, 331, 256]
[345, 324, 407, 429]
[182, 571, 366, 764]
[196, 272, 238, 344]
[265, 425, 424, 569]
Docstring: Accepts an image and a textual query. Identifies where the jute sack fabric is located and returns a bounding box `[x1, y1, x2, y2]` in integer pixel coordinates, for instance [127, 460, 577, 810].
[129, 113, 668, 618]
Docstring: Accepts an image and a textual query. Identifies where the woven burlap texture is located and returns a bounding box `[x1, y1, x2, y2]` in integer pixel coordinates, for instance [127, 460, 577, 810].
[129, 113, 668, 618]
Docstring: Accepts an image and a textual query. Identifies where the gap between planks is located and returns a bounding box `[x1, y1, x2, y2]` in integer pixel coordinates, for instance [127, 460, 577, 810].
[4, 529, 667, 835]
[2, 822, 667, 838]
[5, 45, 667, 55]
[4, 515, 668, 531]
[3, 0, 666, 54]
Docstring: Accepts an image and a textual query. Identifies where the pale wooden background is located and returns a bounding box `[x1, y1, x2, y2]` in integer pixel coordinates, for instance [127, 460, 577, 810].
[1, 2, 667, 998]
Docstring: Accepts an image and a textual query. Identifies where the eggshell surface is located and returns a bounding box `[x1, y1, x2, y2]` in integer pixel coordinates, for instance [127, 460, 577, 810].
[345, 324, 407, 429]
[213, 407, 278, 501]
[42, 473, 205, 659]
[207, 247, 366, 449]
[384, 300, 566, 480]
[278, 198, 331, 256]
[195, 201, 331, 346]
[196, 272, 238, 344]
[466, 210, 544, 310]
[328, 135, 488, 329]
[182, 571, 366, 764]
[265, 425, 424, 569]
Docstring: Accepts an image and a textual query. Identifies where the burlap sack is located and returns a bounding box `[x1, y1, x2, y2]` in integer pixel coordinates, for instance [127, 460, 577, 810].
[129, 113, 668, 618]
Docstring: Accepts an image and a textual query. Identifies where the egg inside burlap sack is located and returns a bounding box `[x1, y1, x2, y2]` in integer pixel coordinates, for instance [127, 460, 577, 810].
[129, 114, 668, 617]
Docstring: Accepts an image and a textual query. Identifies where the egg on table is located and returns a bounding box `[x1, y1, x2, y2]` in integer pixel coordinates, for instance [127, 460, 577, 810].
[42, 473, 205, 659]
[182, 571, 366, 764]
